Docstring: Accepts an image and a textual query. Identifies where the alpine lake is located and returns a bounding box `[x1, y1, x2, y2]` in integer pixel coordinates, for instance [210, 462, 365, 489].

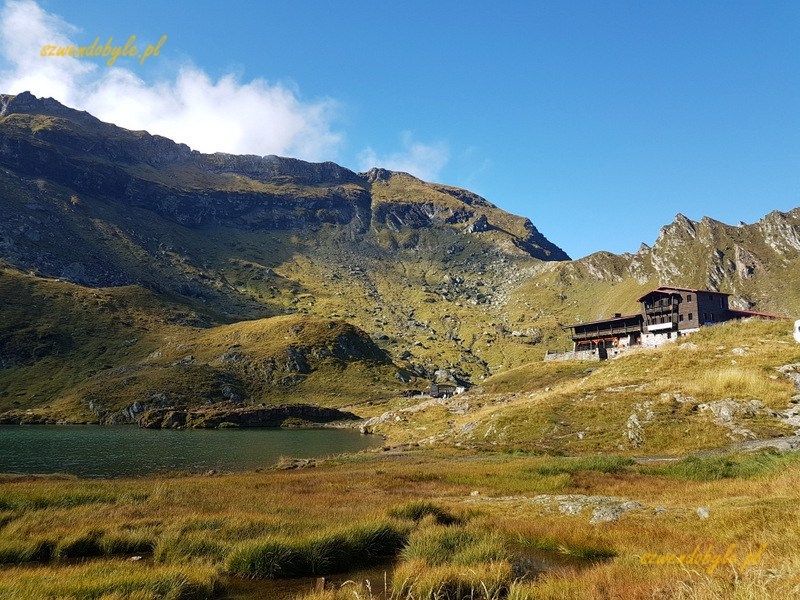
[0, 425, 382, 478]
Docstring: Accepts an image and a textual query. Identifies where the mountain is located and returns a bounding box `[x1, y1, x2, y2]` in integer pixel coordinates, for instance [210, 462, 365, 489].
[511, 210, 800, 336]
[0, 91, 570, 421]
[0, 91, 798, 423]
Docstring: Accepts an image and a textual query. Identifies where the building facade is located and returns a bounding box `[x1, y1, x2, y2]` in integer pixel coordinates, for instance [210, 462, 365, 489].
[564, 286, 781, 355]
[638, 287, 730, 346]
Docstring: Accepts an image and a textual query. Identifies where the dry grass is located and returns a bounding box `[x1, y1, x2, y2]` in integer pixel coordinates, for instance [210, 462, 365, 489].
[0, 560, 217, 600]
[369, 319, 800, 454]
[0, 446, 798, 597]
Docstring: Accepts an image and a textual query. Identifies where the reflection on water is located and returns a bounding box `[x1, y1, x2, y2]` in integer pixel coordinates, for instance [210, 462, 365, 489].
[220, 547, 604, 599]
[0, 425, 382, 478]
[221, 562, 395, 600]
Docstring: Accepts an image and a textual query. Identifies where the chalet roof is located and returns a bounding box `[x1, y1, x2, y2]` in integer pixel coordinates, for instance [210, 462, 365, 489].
[564, 313, 642, 329]
[636, 286, 731, 302]
[728, 309, 787, 320]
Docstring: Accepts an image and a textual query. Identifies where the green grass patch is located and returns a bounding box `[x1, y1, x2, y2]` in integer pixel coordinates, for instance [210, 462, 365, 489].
[225, 521, 407, 578]
[389, 501, 461, 525]
[640, 449, 800, 481]
[401, 526, 508, 566]
[528, 455, 635, 476]
[0, 491, 119, 511]
[0, 538, 55, 564]
[154, 532, 227, 564]
[53, 529, 103, 559]
[0, 560, 217, 600]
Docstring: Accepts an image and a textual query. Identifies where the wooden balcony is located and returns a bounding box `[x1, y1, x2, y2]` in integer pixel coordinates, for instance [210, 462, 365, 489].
[571, 323, 642, 342]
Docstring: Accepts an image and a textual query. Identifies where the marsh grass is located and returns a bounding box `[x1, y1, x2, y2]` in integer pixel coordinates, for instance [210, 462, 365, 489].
[0, 560, 217, 600]
[401, 526, 508, 567]
[225, 521, 407, 579]
[641, 450, 800, 481]
[2, 440, 800, 598]
[53, 529, 103, 559]
[154, 532, 227, 564]
[388, 501, 461, 525]
[392, 558, 514, 600]
[0, 490, 119, 511]
[527, 455, 635, 476]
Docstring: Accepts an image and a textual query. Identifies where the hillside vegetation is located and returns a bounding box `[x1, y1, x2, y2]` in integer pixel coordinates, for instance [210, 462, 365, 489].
[1, 93, 799, 421]
[0, 268, 416, 423]
[361, 319, 800, 455]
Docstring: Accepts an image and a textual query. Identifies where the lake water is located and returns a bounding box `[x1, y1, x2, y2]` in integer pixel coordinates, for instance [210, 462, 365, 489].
[0, 425, 383, 478]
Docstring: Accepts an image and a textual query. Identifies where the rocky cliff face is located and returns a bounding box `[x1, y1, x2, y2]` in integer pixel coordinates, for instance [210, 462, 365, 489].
[529, 209, 800, 329]
[0, 91, 575, 399]
[0, 92, 567, 288]
[626, 210, 800, 310]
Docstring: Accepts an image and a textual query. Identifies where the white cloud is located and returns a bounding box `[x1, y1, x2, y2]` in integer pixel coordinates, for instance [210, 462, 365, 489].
[0, 0, 342, 160]
[358, 131, 449, 182]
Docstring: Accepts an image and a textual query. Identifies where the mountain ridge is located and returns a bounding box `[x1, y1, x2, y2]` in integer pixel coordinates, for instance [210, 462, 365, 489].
[0, 92, 798, 422]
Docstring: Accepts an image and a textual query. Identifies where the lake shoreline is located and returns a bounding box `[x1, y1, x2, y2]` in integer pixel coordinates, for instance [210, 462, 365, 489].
[0, 424, 384, 479]
[0, 402, 367, 430]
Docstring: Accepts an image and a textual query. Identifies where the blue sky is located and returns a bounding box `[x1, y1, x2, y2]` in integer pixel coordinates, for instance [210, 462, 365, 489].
[2, 1, 798, 258]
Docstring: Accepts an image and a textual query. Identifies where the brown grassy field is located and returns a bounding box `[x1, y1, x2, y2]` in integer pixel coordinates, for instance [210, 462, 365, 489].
[1, 446, 800, 599]
[1, 319, 798, 598]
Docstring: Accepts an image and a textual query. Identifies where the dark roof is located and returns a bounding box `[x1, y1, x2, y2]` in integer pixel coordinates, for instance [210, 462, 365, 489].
[728, 309, 787, 320]
[636, 286, 731, 302]
[564, 313, 642, 329]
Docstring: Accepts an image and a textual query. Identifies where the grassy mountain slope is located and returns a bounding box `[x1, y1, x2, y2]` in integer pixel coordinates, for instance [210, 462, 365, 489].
[0, 91, 799, 423]
[0, 268, 416, 423]
[360, 319, 800, 455]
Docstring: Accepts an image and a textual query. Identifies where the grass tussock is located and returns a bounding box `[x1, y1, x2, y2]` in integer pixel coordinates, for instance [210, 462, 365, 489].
[642, 450, 800, 481]
[225, 521, 407, 578]
[401, 526, 508, 566]
[0, 560, 217, 600]
[0, 538, 54, 564]
[389, 501, 461, 525]
[689, 367, 787, 402]
[154, 532, 227, 564]
[392, 558, 514, 600]
[53, 529, 104, 559]
[527, 455, 635, 476]
[100, 528, 157, 556]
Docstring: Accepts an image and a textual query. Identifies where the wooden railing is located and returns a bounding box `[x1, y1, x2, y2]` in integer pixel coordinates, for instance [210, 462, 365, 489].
[571, 323, 641, 341]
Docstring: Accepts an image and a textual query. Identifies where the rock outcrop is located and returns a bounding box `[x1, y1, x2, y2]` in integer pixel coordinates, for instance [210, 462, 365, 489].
[138, 403, 361, 429]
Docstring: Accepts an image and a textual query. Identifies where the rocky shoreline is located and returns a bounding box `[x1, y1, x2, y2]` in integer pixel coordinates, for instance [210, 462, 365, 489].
[0, 403, 364, 430]
[137, 403, 361, 429]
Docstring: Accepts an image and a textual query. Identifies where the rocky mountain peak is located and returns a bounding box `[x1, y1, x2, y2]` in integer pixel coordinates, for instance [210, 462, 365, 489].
[362, 167, 394, 184]
[0, 91, 98, 124]
[757, 208, 800, 255]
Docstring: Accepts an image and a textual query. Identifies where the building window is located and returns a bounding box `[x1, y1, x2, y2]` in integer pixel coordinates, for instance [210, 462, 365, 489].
[687, 294, 692, 302]
[703, 312, 707, 321]
[689, 313, 693, 320]
[679, 314, 684, 321]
